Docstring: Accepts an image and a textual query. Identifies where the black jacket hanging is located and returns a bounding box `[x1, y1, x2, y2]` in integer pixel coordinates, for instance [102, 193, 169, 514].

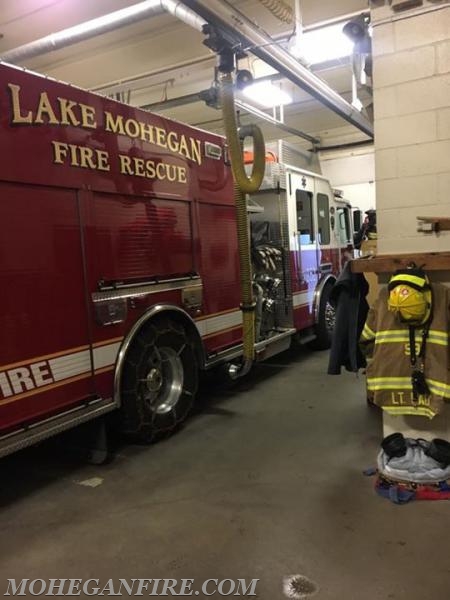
[327, 261, 369, 374]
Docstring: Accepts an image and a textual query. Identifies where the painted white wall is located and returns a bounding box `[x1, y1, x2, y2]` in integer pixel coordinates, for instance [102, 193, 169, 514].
[320, 151, 374, 185]
[336, 182, 376, 213]
[319, 149, 375, 212]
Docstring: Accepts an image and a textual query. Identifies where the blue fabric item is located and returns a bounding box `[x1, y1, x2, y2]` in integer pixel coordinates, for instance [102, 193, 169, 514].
[363, 467, 377, 476]
[376, 482, 416, 504]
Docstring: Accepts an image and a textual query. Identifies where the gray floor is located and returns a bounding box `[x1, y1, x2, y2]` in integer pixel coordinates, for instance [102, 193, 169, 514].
[0, 348, 449, 599]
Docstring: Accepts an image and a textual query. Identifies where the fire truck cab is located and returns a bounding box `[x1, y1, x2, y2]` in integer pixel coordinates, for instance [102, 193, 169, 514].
[0, 63, 355, 457]
[245, 150, 354, 354]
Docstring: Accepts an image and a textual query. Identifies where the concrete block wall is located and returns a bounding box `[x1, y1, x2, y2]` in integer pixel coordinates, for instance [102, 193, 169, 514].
[372, 2, 450, 255]
[371, 1, 450, 439]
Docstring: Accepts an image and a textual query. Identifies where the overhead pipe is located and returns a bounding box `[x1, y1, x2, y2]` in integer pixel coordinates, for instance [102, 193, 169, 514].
[294, 0, 303, 34]
[92, 10, 367, 96]
[91, 54, 214, 96]
[142, 84, 320, 144]
[234, 99, 320, 145]
[0, 0, 206, 64]
[288, 0, 305, 61]
[162, 0, 206, 31]
[178, 0, 374, 138]
[0, 0, 373, 138]
[317, 139, 373, 152]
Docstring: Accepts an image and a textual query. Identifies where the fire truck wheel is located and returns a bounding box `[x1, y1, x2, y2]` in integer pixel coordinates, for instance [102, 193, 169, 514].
[120, 316, 198, 443]
[309, 282, 335, 351]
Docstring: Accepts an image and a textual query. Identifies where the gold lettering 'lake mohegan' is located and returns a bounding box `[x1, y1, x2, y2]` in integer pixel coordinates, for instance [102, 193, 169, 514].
[7, 83, 203, 168]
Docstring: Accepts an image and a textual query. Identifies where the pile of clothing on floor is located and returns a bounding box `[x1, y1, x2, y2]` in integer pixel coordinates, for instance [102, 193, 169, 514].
[369, 433, 450, 504]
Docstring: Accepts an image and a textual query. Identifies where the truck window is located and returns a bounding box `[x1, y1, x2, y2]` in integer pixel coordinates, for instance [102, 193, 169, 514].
[353, 209, 363, 232]
[337, 207, 351, 245]
[317, 193, 330, 245]
[296, 190, 314, 244]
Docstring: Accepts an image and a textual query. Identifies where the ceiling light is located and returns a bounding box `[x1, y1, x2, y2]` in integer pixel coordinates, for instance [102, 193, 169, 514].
[242, 81, 292, 108]
[299, 23, 354, 65]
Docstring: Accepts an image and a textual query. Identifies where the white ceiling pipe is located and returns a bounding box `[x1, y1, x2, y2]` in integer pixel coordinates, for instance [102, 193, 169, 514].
[92, 9, 368, 97]
[177, 0, 373, 138]
[0, 0, 206, 64]
[289, 0, 305, 60]
[0, 0, 372, 138]
[161, 0, 206, 31]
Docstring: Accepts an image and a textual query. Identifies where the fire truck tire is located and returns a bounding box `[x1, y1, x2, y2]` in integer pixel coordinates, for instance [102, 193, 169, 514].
[120, 316, 198, 443]
[309, 282, 335, 351]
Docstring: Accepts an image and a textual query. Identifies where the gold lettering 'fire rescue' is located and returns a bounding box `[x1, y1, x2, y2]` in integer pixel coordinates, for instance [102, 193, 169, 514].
[0, 361, 54, 399]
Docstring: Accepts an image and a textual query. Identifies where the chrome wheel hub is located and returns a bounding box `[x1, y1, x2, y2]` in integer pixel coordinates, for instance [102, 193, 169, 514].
[146, 368, 163, 393]
[143, 346, 184, 415]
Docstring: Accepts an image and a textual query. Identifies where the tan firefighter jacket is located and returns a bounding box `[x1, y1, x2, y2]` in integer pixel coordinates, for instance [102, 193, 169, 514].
[360, 283, 450, 419]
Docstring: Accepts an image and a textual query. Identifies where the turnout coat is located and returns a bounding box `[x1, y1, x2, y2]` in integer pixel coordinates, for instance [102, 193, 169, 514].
[360, 283, 450, 419]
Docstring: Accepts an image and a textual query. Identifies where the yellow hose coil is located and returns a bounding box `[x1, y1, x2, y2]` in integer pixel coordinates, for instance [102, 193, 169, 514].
[219, 72, 266, 362]
[219, 73, 265, 194]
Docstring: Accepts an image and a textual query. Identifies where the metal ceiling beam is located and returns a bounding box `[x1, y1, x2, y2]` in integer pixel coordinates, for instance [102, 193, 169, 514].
[177, 0, 374, 138]
[0, 0, 373, 140]
[234, 100, 320, 145]
[142, 90, 320, 145]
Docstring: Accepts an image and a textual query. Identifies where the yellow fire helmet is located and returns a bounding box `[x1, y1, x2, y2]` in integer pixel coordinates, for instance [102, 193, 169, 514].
[387, 268, 432, 326]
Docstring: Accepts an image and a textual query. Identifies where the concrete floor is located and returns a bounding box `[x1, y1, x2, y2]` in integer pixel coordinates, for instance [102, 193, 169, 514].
[0, 348, 449, 599]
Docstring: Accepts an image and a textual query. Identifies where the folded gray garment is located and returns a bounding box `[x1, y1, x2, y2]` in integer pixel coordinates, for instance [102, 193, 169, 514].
[378, 441, 450, 484]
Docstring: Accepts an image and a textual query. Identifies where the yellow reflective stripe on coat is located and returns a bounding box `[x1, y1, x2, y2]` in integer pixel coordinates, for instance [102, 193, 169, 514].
[374, 329, 449, 346]
[383, 406, 436, 419]
[367, 377, 412, 391]
[361, 322, 375, 340]
[367, 376, 450, 397]
[427, 378, 450, 397]
[427, 333, 449, 346]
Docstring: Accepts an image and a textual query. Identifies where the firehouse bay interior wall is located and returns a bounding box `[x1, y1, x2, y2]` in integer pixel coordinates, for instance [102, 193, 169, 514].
[371, 1, 450, 441]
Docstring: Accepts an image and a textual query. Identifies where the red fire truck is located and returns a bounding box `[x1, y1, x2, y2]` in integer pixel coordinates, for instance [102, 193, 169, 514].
[0, 62, 356, 457]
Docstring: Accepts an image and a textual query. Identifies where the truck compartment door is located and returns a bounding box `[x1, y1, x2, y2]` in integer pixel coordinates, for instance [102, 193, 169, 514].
[0, 183, 94, 432]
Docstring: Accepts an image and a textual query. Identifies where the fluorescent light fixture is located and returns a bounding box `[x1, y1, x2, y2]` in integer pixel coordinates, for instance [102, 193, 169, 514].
[299, 23, 354, 65]
[242, 81, 292, 108]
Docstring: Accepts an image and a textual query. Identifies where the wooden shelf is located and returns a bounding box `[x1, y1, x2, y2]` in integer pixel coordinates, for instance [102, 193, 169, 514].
[351, 252, 450, 273]
[417, 216, 450, 233]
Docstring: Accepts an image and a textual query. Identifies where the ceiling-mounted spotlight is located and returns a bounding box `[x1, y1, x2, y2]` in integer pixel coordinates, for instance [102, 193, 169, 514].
[343, 14, 371, 56]
[235, 69, 253, 91]
[343, 14, 368, 42]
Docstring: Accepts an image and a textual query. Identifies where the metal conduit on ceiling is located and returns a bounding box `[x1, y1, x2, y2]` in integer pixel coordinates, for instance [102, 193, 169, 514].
[177, 0, 374, 138]
[0, 0, 373, 138]
[0, 0, 206, 63]
[91, 8, 367, 97]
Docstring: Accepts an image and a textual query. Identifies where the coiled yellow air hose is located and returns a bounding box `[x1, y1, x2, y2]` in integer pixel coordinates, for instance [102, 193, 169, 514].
[219, 72, 266, 365]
